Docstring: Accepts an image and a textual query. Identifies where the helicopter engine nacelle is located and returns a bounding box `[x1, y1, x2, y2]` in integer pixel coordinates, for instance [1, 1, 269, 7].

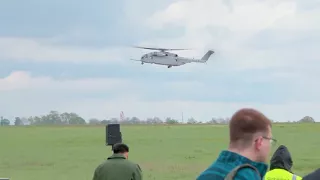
[153, 52, 167, 57]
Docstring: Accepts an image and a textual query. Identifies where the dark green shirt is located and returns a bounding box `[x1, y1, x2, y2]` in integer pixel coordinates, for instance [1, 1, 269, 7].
[93, 154, 142, 180]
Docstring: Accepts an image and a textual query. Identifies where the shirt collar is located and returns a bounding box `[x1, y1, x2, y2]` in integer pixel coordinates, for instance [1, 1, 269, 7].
[217, 150, 268, 177]
[107, 153, 126, 160]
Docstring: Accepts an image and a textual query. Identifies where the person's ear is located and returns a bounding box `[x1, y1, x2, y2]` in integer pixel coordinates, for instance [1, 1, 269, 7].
[254, 136, 263, 150]
[124, 152, 129, 159]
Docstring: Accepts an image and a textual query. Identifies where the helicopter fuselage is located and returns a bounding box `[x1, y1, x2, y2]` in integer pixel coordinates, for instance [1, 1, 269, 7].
[140, 51, 186, 67]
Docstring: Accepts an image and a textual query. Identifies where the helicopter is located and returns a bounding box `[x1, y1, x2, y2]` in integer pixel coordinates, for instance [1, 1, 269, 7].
[130, 46, 214, 68]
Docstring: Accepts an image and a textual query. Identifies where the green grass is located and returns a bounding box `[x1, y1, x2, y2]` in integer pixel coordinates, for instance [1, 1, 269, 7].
[0, 123, 319, 180]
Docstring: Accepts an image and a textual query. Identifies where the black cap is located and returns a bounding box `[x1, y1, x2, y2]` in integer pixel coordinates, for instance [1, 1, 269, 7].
[112, 143, 129, 154]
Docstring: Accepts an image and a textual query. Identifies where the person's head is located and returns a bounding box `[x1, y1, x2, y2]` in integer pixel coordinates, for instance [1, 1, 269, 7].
[270, 145, 293, 172]
[228, 108, 275, 163]
[112, 143, 129, 159]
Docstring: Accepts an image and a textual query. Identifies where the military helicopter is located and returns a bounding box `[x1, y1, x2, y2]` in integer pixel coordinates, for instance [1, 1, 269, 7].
[130, 46, 214, 68]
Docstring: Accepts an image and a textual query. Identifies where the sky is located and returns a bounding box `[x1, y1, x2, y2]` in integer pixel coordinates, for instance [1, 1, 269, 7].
[0, 0, 319, 122]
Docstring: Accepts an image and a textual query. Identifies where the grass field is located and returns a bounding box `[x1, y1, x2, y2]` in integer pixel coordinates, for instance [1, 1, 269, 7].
[1, 123, 319, 180]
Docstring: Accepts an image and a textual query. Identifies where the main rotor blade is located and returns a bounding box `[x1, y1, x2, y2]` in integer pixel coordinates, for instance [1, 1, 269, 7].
[130, 59, 142, 61]
[132, 45, 190, 51]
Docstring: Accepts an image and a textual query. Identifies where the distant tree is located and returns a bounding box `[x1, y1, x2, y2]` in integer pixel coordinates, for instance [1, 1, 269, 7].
[89, 118, 101, 125]
[21, 117, 29, 125]
[145, 117, 163, 124]
[33, 116, 42, 124]
[153, 117, 163, 124]
[27, 116, 34, 124]
[0, 117, 10, 126]
[208, 118, 218, 124]
[165, 117, 179, 124]
[298, 116, 315, 123]
[26, 111, 86, 125]
[216, 117, 230, 124]
[8, 111, 281, 125]
[146, 118, 154, 124]
[100, 118, 119, 125]
[187, 117, 197, 124]
[60, 112, 71, 124]
[14, 117, 24, 126]
[68, 113, 86, 124]
[46, 111, 62, 124]
[100, 120, 110, 125]
[110, 118, 119, 124]
[129, 117, 141, 124]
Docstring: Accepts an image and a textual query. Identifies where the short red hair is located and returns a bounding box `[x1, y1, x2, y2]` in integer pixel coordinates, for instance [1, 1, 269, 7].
[229, 108, 272, 147]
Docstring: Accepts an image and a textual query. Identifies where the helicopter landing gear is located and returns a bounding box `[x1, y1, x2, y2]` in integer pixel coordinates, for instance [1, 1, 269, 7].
[168, 65, 172, 68]
[141, 62, 144, 65]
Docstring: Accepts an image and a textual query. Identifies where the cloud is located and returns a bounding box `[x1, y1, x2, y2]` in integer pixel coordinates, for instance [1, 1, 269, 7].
[148, 0, 297, 31]
[1, 71, 320, 122]
[0, 71, 131, 92]
[0, 0, 173, 63]
[0, 37, 139, 64]
[0, 0, 129, 37]
[145, 0, 320, 71]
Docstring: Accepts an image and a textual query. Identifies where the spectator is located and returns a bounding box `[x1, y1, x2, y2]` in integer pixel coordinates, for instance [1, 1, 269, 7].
[264, 145, 302, 180]
[303, 169, 320, 180]
[196, 108, 274, 180]
[92, 143, 142, 180]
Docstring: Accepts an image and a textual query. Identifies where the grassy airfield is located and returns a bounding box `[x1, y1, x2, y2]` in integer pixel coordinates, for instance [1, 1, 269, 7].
[1, 123, 319, 180]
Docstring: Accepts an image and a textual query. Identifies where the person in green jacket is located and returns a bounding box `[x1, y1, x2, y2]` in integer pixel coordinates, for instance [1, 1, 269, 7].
[92, 143, 142, 180]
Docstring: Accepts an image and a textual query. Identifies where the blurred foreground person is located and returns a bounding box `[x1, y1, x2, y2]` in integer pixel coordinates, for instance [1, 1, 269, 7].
[93, 143, 142, 180]
[264, 145, 302, 180]
[303, 169, 320, 180]
[197, 108, 274, 180]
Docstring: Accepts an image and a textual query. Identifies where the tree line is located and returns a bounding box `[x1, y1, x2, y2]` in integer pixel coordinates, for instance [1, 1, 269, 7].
[0, 111, 316, 126]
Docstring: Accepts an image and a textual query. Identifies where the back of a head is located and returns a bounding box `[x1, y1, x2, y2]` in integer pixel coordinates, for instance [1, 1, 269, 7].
[100, 143, 137, 179]
[270, 145, 293, 172]
[113, 143, 129, 154]
[229, 108, 271, 148]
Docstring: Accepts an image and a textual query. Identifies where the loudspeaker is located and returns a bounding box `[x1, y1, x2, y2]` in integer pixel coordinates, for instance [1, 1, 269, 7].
[106, 124, 122, 146]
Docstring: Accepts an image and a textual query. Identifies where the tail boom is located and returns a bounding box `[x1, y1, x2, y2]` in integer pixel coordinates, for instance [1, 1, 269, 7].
[186, 50, 214, 63]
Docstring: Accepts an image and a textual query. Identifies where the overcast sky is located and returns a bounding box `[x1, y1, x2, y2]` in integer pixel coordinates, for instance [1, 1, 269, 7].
[0, 0, 319, 122]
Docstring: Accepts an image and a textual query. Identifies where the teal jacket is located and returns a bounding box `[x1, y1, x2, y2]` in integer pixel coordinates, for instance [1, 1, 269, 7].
[196, 150, 268, 180]
[93, 154, 142, 180]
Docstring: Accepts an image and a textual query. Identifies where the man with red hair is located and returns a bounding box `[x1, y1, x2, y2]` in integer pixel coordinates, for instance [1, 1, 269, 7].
[197, 108, 274, 180]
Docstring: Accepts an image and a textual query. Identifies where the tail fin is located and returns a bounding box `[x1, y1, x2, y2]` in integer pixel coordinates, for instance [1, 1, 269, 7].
[201, 50, 214, 62]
